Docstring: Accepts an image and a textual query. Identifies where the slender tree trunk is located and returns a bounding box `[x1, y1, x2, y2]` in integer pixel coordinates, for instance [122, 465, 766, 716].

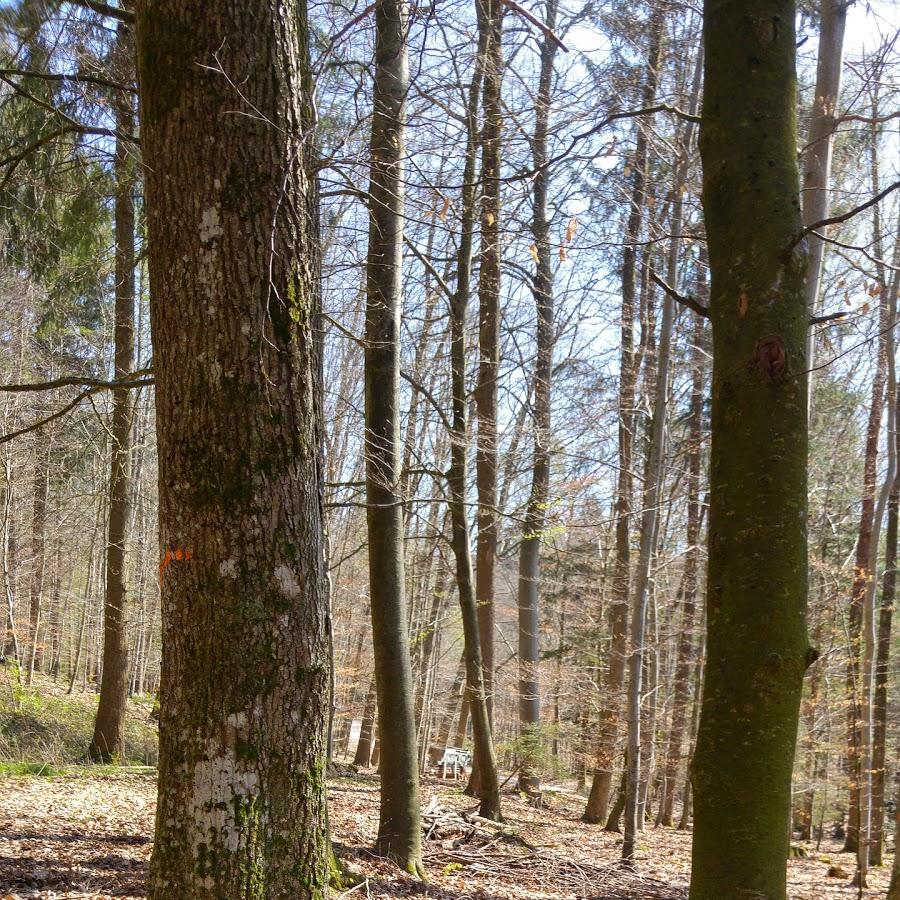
[855, 257, 898, 888]
[138, 1, 330, 893]
[364, 0, 423, 872]
[430, 651, 466, 764]
[803, 0, 848, 405]
[690, 0, 810, 894]
[90, 35, 136, 761]
[584, 10, 664, 824]
[473, 0, 504, 732]
[871, 465, 898, 863]
[516, 0, 558, 796]
[354, 677, 378, 767]
[659, 309, 705, 827]
[444, 17, 502, 821]
[844, 107, 891, 855]
[622, 180, 677, 864]
[26, 443, 48, 685]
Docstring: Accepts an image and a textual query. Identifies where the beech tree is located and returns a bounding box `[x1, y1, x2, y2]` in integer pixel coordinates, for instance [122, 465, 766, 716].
[690, 0, 811, 894]
[137, 0, 331, 894]
[364, 0, 424, 873]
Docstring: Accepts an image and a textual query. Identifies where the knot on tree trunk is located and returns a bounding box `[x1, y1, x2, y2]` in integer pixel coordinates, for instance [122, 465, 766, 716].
[751, 334, 787, 382]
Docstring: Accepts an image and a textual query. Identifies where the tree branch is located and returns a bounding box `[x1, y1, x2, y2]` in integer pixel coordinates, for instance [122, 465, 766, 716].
[70, 0, 134, 23]
[785, 178, 900, 255]
[649, 268, 709, 318]
[0, 369, 153, 393]
[0, 68, 135, 94]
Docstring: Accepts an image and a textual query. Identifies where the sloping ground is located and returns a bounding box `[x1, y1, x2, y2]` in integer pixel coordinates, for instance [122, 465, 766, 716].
[0, 770, 891, 899]
[0, 671, 158, 767]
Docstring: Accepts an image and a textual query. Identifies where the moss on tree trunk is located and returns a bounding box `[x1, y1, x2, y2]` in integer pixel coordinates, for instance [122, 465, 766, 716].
[690, 0, 810, 896]
[137, 0, 331, 895]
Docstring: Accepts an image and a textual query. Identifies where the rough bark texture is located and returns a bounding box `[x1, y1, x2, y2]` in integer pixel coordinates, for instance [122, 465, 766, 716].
[90, 28, 136, 763]
[690, 0, 810, 895]
[583, 12, 663, 824]
[364, 0, 423, 871]
[137, 1, 331, 895]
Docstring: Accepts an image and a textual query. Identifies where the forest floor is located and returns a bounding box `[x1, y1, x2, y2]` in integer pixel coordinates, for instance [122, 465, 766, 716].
[0, 767, 892, 899]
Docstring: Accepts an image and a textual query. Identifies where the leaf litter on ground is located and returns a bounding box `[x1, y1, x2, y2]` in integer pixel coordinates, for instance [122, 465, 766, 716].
[0, 770, 891, 898]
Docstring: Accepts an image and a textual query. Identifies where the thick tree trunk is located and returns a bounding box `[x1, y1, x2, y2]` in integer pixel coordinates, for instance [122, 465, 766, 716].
[583, 11, 663, 824]
[690, 0, 810, 895]
[137, 1, 331, 894]
[90, 33, 136, 762]
[364, 0, 423, 873]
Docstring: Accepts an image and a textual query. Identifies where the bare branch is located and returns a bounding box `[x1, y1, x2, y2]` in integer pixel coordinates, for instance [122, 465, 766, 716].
[649, 268, 709, 318]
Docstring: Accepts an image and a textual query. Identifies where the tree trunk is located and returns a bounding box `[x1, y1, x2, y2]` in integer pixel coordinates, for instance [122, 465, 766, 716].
[583, 10, 664, 824]
[137, 1, 331, 894]
[516, 0, 558, 796]
[90, 31, 136, 762]
[622, 184, 676, 864]
[25, 443, 48, 684]
[870, 467, 898, 863]
[842, 217, 889, 859]
[474, 0, 504, 733]
[803, 0, 848, 404]
[658, 310, 705, 827]
[430, 651, 466, 764]
[690, 0, 810, 894]
[444, 16, 502, 821]
[364, 0, 423, 873]
[354, 677, 377, 767]
[854, 250, 898, 888]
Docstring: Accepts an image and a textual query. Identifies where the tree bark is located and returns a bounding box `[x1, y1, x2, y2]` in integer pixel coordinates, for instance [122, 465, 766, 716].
[137, 1, 331, 894]
[354, 677, 377, 767]
[871, 462, 898, 863]
[90, 25, 136, 762]
[445, 19, 502, 819]
[364, 0, 423, 873]
[658, 309, 705, 827]
[803, 0, 848, 406]
[474, 0, 504, 736]
[25, 442, 48, 685]
[690, 0, 810, 894]
[516, 0, 558, 796]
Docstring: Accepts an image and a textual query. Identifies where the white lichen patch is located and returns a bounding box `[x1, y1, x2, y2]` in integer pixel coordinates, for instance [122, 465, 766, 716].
[200, 206, 224, 243]
[225, 710, 247, 728]
[188, 742, 260, 856]
[219, 558, 237, 578]
[274, 565, 301, 600]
